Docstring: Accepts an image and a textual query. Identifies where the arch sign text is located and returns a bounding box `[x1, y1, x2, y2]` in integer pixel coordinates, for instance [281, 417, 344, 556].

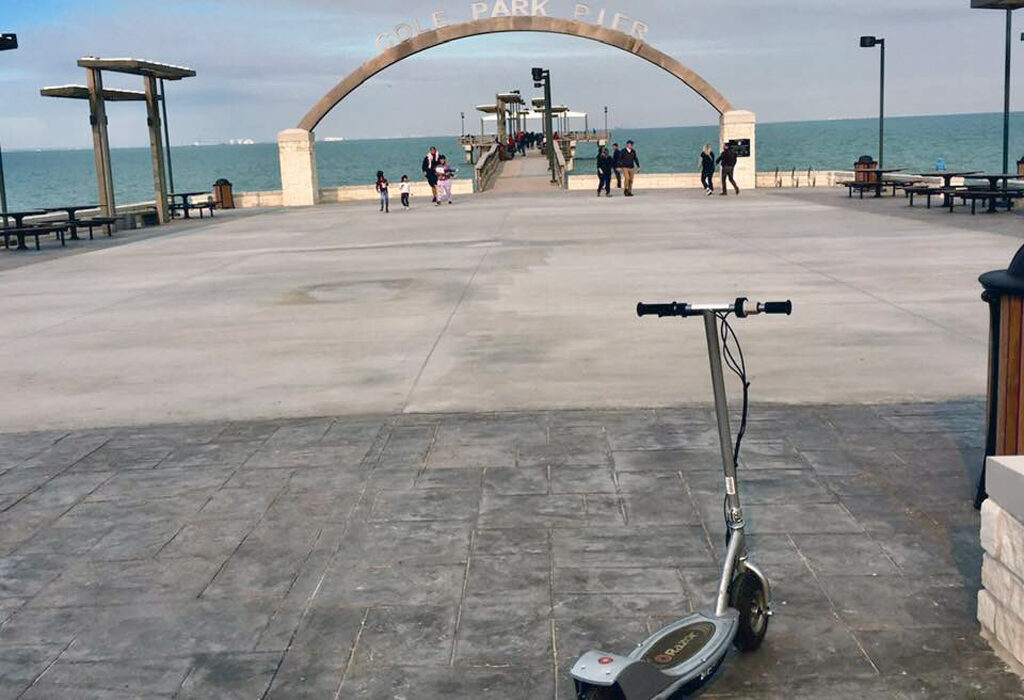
[376, 2, 649, 51]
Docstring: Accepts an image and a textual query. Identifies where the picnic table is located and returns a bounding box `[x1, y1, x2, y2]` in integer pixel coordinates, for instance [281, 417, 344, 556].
[1, 209, 47, 228]
[44, 205, 99, 240]
[843, 168, 905, 198]
[168, 191, 213, 219]
[964, 173, 1024, 191]
[916, 171, 981, 206]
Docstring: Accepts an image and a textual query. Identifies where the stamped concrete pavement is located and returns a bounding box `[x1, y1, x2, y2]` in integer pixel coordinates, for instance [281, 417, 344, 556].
[0, 402, 1020, 698]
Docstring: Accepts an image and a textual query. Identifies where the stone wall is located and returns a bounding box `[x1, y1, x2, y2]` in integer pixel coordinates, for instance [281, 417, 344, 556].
[979, 456, 1024, 676]
[234, 181, 472, 208]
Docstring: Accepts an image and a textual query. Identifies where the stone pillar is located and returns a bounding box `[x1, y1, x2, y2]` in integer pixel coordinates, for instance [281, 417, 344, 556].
[278, 128, 319, 207]
[719, 110, 757, 191]
[979, 455, 1024, 675]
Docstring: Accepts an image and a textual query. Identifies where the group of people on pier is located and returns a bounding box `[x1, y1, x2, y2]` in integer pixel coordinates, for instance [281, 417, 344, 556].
[594, 140, 740, 198]
[503, 131, 544, 159]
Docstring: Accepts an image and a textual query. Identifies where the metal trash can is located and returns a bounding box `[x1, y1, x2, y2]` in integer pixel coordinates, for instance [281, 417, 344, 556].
[855, 155, 878, 183]
[977, 243, 1024, 507]
[213, 178, 234, 209]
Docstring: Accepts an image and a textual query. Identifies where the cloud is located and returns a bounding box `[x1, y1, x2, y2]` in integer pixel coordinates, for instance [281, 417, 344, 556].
[0, 0, 1019, 149]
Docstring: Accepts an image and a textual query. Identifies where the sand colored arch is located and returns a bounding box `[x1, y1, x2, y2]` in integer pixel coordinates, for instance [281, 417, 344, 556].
[297, 15, 734, 131]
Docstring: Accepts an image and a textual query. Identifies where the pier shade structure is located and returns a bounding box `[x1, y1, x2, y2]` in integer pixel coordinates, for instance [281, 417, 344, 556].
[278, 15, 756, 206]
[41, 58, 195, 223]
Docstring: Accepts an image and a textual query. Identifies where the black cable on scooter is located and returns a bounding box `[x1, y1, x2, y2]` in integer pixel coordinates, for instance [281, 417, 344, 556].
[717, 312, 751, 532]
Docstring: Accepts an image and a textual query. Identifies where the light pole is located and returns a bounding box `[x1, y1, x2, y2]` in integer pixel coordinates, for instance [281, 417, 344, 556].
[0, 33, 18, 220]
[604, 105, 608, 134]
[533, 67, 557, 183]
[859, 35, 886, 170]
[971, 1, 1023, 178]
[460, 111, 465, 136]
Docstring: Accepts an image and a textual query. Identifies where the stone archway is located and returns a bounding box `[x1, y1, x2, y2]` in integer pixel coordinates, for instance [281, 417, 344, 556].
[278, 15, 756, 205]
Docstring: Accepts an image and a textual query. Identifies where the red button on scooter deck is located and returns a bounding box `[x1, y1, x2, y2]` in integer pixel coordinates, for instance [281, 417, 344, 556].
[598, 656, 614, 665]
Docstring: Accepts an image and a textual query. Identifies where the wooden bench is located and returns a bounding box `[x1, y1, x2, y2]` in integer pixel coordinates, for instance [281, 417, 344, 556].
[947, 189, 1024, 215]
[903, 185, 945, 208]
[79, 217, 118, 239]
[838, 180, 900, 198]
[171, 200, 216, 219]
[1, 224, 68, 251]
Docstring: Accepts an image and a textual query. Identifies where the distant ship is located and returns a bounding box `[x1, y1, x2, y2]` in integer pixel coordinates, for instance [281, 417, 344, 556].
[322, 137, 345, 142]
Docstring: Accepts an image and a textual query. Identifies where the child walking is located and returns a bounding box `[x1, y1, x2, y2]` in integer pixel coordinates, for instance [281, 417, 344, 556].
[399, 175, 411, 209]
[375, 170, 390, 213]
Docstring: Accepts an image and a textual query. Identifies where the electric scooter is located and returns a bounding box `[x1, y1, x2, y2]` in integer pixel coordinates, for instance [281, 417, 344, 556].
[570, 297, 793, 700]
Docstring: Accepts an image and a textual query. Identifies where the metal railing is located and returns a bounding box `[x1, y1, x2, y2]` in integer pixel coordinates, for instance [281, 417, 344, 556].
[553, 142, 568, 189]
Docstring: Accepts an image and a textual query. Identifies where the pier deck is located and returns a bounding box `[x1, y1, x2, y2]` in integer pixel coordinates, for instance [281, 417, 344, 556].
[0, 188, 1022, 698]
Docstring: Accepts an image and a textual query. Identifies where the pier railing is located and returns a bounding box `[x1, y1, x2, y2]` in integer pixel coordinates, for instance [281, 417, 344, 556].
[474, 143, 501, 192]
[553, 142, 568, 189]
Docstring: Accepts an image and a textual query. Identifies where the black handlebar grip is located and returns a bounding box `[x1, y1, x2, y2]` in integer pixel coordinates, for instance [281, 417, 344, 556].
[763, 300, 793, 315]
[637, 302, 688, 317]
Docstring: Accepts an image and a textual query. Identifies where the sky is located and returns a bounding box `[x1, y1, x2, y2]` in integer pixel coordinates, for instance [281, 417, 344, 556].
[0, 0, 1021, 149]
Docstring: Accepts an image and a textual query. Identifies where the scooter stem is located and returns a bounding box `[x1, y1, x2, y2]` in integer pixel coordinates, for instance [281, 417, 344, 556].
[702, 311, 747, 616]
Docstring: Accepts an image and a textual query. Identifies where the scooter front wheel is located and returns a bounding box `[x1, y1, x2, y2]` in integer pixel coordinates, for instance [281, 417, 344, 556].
[730, 571, 770, 651]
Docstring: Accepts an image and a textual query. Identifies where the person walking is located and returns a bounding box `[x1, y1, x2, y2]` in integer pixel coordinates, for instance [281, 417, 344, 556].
[699, 144, 716, 196]
[422, 147, 440, 203]
[375, 171, 390, 213]
[611, 142, 623, 189]
[716, 143, 740, 196]
[619, 140, 640, 197]
[435, 155, 454, 205]
[596, 146, 614, 197]
[399, 174, 411, 209]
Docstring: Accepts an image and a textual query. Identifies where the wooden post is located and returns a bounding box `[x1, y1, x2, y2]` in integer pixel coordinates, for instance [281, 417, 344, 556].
[85, 68, 116, 217]
[144, 75, 169, 224]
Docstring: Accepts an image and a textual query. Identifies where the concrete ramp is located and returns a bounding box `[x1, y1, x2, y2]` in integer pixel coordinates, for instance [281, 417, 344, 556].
[489, 150, 556, 193]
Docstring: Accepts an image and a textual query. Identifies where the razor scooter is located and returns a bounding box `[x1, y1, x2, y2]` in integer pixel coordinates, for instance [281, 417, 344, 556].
[570, 297, 793, 700]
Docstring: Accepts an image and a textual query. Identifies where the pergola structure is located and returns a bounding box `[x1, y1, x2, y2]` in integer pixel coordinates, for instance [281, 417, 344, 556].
[475, 92, 525, 145]
[41, 57, 195, 223]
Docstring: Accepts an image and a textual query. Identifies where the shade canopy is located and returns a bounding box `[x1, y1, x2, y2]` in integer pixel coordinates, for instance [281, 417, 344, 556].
[971, 0, 1024, 8]
[40, 85, 148, 101]
[76, 57, 196, 79]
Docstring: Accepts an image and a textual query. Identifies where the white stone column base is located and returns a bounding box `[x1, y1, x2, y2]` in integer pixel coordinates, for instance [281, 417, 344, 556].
[719, 110, 757, 191]
[278, 128, 320, 207]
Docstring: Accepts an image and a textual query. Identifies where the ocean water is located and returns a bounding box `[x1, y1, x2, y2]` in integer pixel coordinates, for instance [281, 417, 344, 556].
[3, 112, 1022, 211]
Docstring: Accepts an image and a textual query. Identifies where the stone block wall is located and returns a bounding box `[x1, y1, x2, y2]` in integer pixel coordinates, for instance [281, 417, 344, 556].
[979, 456, 1024, 674]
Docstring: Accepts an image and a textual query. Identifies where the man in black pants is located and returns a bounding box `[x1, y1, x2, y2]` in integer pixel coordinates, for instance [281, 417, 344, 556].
[716, 143, 740, 196]
[422, 147, 439, 203]
[596, 147, 614, 197]
[611, 143, 623, 189]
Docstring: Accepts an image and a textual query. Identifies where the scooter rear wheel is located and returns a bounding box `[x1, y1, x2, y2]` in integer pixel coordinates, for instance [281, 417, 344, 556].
[730, 571, 769, 651]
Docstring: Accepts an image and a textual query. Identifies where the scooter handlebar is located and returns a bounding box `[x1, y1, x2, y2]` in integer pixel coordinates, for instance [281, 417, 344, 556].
[637, 298, 793, 318]
[761, 300, 792, 316]
[636, 301, 692, 318]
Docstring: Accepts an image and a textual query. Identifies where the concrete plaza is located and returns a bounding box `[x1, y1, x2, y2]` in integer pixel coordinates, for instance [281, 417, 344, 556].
[1, 187, 1023, 698]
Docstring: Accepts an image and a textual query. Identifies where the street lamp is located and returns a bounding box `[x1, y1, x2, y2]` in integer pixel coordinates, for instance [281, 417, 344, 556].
[0, 33, 18, 220]
[604, 105, 608, 134]
[532, 66, 557, 184]
[461, 111, 465, 136]
[859, 35, 886, 171]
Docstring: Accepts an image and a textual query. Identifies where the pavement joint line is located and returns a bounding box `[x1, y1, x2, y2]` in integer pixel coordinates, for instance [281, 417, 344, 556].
[332, 606, 371, 700]
[17, 635, 75, 699]
[449, 528, 476, 667]
[401, 211, 507, 413]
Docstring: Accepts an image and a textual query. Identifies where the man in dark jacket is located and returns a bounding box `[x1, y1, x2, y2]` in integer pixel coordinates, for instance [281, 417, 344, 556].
[716, 143, 740, 196]
[596, 146, 614, 197]
[618, 140, 640, 196]
[611, 143, 622, 189]
[422, 147, 439, 203]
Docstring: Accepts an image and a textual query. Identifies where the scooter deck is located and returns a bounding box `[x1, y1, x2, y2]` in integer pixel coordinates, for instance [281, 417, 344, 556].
[571, 610, 738, 699]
